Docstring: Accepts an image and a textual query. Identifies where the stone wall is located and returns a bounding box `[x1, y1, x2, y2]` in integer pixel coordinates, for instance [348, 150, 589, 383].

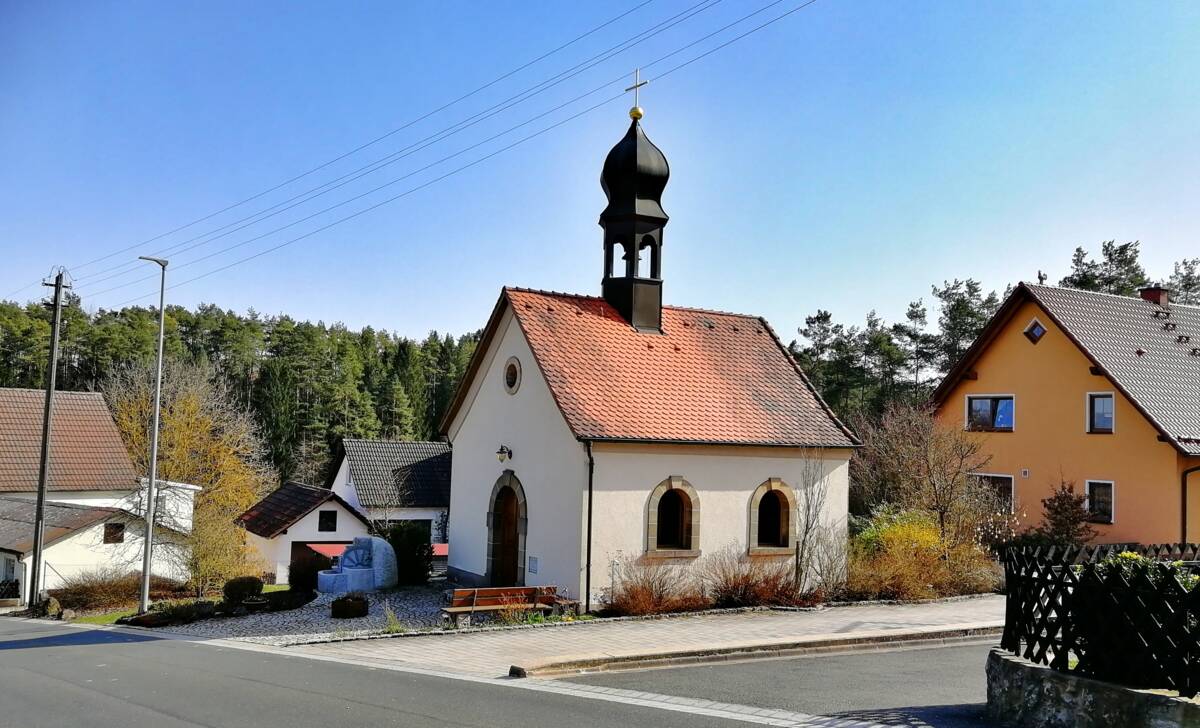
[986, 648, 1200, 727]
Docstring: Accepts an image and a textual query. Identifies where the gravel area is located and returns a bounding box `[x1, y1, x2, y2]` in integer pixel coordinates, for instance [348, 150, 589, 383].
[167, 586, 447, 646]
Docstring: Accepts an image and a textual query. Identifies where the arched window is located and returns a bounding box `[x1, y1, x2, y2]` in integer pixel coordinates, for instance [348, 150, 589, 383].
[749, 479, 796, 555]
[657, 489, 689, 549]
[646, 476, 700, 555]
[756, 490, 788, 548]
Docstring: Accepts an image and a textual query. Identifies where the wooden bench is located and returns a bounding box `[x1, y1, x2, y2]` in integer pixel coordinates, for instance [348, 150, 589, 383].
[441, 586, 572, 628]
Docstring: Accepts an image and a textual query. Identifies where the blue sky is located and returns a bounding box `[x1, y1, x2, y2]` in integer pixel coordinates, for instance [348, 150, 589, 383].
[2, 1, 1198, 339]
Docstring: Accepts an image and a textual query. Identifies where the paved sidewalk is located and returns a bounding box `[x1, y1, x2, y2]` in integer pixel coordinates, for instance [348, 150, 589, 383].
[291, 595, 1004, 678]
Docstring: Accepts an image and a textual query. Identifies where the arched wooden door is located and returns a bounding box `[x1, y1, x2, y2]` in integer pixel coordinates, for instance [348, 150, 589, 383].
[493, 485, 520, 586]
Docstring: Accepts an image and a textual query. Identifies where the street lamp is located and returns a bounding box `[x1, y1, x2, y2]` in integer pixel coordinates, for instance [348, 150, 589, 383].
[496, 445, 513, 463]
[138, 256, 168, 615]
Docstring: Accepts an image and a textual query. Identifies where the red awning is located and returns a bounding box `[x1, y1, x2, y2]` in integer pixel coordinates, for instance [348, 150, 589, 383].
[432, 543, 448, 557]
[306, 543, 349, 558]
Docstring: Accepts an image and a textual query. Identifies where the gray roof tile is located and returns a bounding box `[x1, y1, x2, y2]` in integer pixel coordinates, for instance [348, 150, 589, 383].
[1026, 285, 1200, 454]
[337, 440, 451, 509]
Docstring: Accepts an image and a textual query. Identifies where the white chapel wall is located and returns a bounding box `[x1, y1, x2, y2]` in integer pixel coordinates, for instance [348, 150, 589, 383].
[589, 444, 850, 604]
[446, 306, 588, 598]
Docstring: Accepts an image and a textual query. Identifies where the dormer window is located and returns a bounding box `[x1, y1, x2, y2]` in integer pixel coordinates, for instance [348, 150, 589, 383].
[967, 395, 1014, 432]
[1024, 319, 1046, 344]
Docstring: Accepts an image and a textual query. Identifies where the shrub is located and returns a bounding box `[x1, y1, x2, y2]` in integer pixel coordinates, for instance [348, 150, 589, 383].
[386, 521, 434, 586]
[699, 546, 815, 608]
[288, 550, 330, 592]
[264, 589, 316, 612]
[1002, 479, 1096, 552]
[843, 509, 1000, 601]
[222, 576, 263, 606]
[50, 568, 189, 611]
[601, 558, 710, 616]
[149, 599, 215, 624]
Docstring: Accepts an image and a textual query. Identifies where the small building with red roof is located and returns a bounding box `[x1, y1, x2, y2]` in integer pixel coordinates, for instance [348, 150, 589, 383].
[440, 108, 857, 609]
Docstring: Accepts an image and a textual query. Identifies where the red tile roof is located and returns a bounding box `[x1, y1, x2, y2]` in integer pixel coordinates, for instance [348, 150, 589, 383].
[443, 288, 857, 448]
[238, 481, 370, 539]
[0, 388, 139, 493]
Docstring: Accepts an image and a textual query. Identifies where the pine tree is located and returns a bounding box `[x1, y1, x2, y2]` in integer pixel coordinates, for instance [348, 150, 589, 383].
[381, 379, 417, 440]
[1169, 258, 1200, 304]
[931, 279, 1000, 373]
[1060, 241, 1148, 296]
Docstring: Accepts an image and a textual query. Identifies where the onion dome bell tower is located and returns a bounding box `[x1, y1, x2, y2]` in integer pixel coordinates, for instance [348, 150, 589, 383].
[599, 103, 670, 332]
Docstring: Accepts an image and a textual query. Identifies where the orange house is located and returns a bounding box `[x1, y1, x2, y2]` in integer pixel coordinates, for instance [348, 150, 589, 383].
[932, 283, 1200, 545]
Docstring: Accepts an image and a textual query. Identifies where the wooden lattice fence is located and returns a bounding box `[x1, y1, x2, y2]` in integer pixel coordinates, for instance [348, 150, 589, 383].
[0, 579, 17, 599]
[1002, 544, 1200, 697]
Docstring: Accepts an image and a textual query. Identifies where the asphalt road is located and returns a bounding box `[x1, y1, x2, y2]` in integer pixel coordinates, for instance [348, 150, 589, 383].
[568, 642, 999, 728]
[0, 619, 755, 728]
[0, 618, 997, 728]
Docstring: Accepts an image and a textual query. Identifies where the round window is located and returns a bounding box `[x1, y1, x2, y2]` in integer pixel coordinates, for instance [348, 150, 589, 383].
[503, 357, 521, 394]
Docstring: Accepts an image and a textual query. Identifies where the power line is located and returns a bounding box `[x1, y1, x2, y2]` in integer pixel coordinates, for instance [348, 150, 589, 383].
[63, 0, 660, 276]
[82, 0, 788, 301]
[72, 0, 724, 291]
[105, 0, 822, 308]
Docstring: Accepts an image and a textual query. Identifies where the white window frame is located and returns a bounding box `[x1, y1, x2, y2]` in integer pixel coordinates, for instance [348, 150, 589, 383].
[1, 554, 15, 582]
[964, 393, 1017, 432]
[1085, 480, 1116, 524]
[1085, 391, 1116, 434]
[1023, 317, 1047, 344]
[971, 472, 1015, 514]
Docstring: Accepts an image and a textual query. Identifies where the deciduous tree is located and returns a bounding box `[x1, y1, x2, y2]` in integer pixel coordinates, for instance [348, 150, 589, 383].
[105, 360, 275, 592]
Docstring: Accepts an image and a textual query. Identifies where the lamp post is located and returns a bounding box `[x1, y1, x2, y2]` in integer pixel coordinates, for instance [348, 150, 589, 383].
[138, 256, 168, 614]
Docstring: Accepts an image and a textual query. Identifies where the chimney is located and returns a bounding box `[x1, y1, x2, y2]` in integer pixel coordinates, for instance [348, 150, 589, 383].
[1139, 285, 1170, 308]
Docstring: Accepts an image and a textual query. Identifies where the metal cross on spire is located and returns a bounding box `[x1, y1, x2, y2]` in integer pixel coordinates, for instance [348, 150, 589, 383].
[625, 68, 648, 120]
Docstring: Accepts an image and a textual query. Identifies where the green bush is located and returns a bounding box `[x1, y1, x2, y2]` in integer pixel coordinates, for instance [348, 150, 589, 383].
[149, 599, 215, 624]
[386, 521, 434, 585]
[288, 550, 330, 592]
[844, 508, 1000, 601]
[222, 576, 264, 605]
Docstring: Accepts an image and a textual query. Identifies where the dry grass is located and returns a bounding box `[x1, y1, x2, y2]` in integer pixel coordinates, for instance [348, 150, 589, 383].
[49, 567, 191, 611]
[602, 548, 822, 616]
[699, 546, 816, 608]
[601, 558, 709, 616]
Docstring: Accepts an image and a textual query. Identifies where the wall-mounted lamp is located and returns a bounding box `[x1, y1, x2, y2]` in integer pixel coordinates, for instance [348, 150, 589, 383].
[496, 445, 513, 463]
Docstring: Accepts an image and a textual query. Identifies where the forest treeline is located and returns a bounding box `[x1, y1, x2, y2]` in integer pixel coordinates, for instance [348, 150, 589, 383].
[1, 242, 1195, 484]
[0, 295, 477, 483]
[788, 243, 1197, 421]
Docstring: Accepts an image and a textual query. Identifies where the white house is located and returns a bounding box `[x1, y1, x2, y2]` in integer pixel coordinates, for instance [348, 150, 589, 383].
[327, 439, 450, 543]
[440, 110, 858, 610]
[239, 481, 372, 585]
[0, 388, 200, 605]
[0, 496, 190, 606]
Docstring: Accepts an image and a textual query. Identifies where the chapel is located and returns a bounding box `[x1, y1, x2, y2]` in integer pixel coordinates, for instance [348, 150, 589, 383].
[441, 101, 857, 610]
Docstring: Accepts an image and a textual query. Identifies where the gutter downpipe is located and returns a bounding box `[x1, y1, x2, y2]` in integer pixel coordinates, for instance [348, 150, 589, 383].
[585, 440, 595, 614]
[1184, 464, 1200, 544]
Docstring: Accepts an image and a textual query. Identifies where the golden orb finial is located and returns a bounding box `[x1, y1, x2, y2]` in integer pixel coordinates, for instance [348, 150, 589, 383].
[629, 106, 644, 120]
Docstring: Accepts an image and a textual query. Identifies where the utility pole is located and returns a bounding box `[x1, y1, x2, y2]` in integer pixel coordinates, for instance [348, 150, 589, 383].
[27, 269, 69, 607]
[137, 256, 168, 614]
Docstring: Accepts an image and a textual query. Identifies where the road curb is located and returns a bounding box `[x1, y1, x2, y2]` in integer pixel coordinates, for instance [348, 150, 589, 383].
[508, 623, 1003, 678]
